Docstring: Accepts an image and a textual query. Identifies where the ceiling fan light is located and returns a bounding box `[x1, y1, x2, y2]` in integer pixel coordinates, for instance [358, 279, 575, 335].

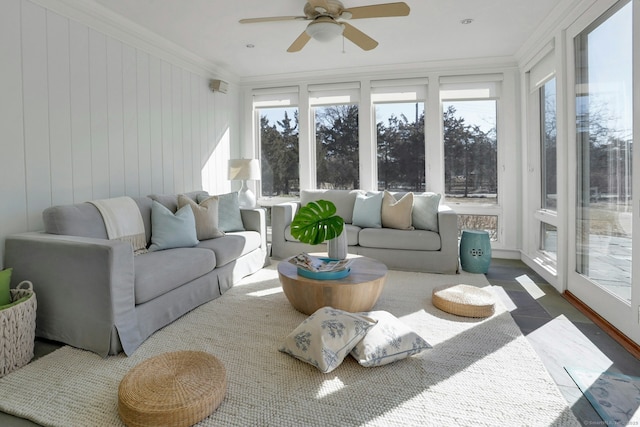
[305, 20, 344, 42]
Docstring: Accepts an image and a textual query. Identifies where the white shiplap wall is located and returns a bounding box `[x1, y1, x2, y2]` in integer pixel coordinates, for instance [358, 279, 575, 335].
[0, 0, 236, 268]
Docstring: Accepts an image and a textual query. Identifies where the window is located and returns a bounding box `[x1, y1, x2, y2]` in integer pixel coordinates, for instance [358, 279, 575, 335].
[259, 107, 299, 197]
[254, 89, 300, 199]
[310, 83, 360, 189]
[458, 214, 498, 241]
[314, 105, 359, 189]
[575, 1, 633, 301]
[442, 99, 498, 204]
[541, 78, 557, 211]
[375, 102, 425, 191]
[541, 223, 558, 260]
[372, 82, 427, 192]
[441, 77, 501, 241]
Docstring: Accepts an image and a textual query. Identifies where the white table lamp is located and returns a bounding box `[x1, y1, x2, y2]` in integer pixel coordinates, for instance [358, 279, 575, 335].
[228, 159, 260, 208]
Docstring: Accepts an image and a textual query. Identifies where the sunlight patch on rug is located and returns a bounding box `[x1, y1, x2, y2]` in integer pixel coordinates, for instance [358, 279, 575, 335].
[0, 264, 579, 427]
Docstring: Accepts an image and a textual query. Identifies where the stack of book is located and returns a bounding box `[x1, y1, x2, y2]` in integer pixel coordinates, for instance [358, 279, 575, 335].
[289, 253, 353, 274]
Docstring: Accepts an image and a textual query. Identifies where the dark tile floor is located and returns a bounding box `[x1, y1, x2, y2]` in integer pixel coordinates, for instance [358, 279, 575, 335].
[1, 258, 638, 426]
[487, 258, 640, 425]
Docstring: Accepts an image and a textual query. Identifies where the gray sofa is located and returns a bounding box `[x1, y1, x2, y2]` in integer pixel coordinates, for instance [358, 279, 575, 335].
[4, 191, 268, 357]
[271, 189, 458, 274]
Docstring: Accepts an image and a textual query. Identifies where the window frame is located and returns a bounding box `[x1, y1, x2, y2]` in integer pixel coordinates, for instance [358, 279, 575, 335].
[371, 81, 427, 192]
[440, 77, 504, 242]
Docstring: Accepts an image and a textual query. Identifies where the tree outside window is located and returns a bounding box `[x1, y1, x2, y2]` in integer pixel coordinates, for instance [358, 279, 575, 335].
[541, 78, 557, 210]
[443, 100, 498, 203]
[376, 102, 425, 191]
[315, 105, 359, 189]
[259, 108, 299, 197]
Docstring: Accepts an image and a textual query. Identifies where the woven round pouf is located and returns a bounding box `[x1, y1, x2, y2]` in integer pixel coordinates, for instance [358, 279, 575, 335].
[432, 284, 495, 318]
[118, 351, 226, 427]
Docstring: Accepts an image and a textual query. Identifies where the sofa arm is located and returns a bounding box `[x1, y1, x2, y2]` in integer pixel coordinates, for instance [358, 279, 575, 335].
[271, 201, 300, 259]
[4, 232, 139, 357]
[437, 205, 459, 269]
[240, 208, 269, 264]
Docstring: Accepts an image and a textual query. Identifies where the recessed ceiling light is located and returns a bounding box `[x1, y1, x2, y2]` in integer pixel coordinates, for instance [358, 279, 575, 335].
[246, 43, 255, 48]
[460, 18, 474, 25]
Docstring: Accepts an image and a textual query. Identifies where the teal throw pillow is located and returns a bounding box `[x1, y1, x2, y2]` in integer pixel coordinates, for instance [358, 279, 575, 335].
[148, 201, 199, 251]
[412, 193, 441, 232]
[0, 268, 12, 306]
[197, 192, 245, 232]
[352, 192, 383, 228]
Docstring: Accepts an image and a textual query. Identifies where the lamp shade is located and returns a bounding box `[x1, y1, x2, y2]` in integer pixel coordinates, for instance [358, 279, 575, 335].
[228, 159, 260, 181]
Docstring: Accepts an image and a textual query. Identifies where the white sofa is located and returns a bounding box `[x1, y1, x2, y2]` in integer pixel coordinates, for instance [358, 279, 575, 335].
[271, 189, 459, 274]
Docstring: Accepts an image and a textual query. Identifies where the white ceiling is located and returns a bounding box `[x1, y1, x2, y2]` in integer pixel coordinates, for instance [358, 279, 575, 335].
[90, 0, 563, 80]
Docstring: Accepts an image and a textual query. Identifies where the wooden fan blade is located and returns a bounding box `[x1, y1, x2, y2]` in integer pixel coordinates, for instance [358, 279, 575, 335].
[342, 22, 378, 51]
[344, 2, 410, 19]
[239, 16, 306, 24]
[287, 31, 312, 52]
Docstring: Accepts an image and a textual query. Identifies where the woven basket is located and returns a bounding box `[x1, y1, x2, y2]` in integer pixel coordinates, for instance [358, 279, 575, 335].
[0, 281, 37, 377]
[118, 351, 227, 427]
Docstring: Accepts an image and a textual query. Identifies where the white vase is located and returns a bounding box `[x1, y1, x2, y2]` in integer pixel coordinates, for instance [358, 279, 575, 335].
[327, 229, 348, 260]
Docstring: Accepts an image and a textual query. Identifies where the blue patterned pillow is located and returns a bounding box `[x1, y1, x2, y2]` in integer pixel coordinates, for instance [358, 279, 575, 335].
[350, 310, 431, 367]
[279, 307, 377, 373]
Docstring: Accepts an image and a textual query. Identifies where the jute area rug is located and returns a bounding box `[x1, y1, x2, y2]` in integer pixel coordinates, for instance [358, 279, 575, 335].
[0, 263, 579, 426]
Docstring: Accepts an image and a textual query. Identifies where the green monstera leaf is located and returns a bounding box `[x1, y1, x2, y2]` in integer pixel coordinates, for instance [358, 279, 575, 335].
[290, 200, 345, 245]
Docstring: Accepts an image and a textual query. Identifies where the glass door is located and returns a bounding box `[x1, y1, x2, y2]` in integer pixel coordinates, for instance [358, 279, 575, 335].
[569, 0, 636, 341]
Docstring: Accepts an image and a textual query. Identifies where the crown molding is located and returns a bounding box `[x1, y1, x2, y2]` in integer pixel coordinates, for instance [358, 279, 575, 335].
[515, 0, 590, 66]
[239, 55, 519, 88]
[29, 0, 238, 82]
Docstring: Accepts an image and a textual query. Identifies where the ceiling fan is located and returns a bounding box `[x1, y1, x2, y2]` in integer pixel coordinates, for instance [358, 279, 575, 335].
[239, 1, 410, 52]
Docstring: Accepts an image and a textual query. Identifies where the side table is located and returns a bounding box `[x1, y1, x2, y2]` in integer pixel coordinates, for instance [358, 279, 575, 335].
[459, 230, 491, 273]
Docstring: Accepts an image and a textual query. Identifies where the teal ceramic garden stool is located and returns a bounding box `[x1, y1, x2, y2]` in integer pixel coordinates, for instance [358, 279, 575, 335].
[460, 230, 491, 273]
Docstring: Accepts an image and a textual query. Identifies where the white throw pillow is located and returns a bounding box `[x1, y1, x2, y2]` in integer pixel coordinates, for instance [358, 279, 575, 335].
[352, 191, 383, 228]
[350, 310, 431, 367]
[279, 307, 377, 373]
[412, 192, 441, 232]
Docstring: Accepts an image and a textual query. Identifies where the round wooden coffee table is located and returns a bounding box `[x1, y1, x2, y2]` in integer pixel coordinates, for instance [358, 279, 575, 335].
[278, 255, 388, 315]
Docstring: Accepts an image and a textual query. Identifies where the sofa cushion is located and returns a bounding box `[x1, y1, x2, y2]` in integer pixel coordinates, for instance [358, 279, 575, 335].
[301, 190, 361, 224]
[359, 228, 441, 251]
[178, 195, 225, 240]
[198, 192, 245, 232]
[381, 191, 414, 230]
[412, 192, 441, 232]
[196, 231, 262, 267]
[43, 203, 109, 238]
[148, 201, 199, 252]
[352, 192, 383, 228]
[134, 248, 216, 304]
[284, 223, 360, 246]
